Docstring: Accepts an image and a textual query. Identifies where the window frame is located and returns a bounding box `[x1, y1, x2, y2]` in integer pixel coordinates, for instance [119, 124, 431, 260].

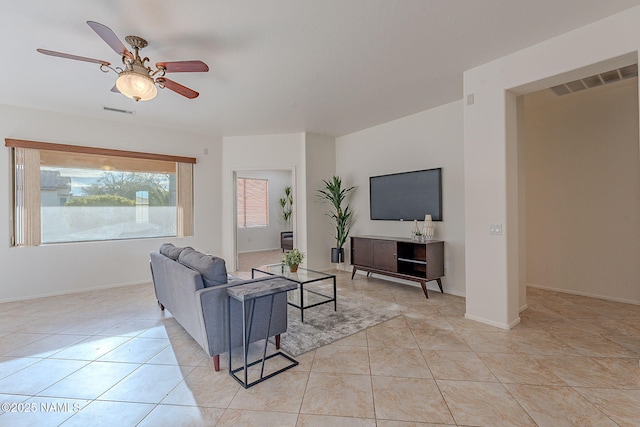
[5, 138, 197, 246]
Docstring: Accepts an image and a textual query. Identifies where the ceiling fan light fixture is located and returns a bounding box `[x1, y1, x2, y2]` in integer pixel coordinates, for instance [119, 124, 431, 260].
[38, 21, 208, 101]
[116, 70, 157, 102]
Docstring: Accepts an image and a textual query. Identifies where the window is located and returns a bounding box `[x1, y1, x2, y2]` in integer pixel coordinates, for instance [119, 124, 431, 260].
[6, 139, 196, 246]
[237, 178, 268, 228]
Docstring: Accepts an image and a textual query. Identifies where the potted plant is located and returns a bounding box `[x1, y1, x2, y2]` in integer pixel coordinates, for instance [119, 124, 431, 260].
[317, 176, 356, 263]
[278, 186, 293, 230]
[282, 248, 304, 272]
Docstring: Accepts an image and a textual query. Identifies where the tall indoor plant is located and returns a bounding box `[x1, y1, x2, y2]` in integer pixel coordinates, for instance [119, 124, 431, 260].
[278, 185, 293, 230]
[317, 176, 355, 263]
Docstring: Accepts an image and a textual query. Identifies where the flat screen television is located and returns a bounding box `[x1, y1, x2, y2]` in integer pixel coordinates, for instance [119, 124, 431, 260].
[369, 168, 442, 221]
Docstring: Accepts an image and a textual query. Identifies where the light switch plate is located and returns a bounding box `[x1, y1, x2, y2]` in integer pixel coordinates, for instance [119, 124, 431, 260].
[489, 224, 502, 235]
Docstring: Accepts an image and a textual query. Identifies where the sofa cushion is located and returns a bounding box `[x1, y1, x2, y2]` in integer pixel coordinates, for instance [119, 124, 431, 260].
[159, 243, 187, 261]
[178, 248, 228, 287]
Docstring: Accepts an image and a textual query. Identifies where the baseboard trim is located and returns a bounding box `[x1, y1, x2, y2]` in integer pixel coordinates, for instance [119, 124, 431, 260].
[527, 283, 640, 306]
[237, 248, 281, 254]
[519, 304, 528, 313]
[0, 280, 149, 304]
[464, 313, 521, 330]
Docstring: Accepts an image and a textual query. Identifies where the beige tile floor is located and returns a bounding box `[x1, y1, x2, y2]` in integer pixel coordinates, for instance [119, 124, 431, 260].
[1, 270, 640, 426]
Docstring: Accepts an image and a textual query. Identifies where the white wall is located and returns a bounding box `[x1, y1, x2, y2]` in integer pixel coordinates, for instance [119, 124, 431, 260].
[336, 100, 466, 296]
[221, 133, 305, 271]
[463, 6, 640, 328]
[525, 79, 640, 303]
[305, 133, 337, 270]
[222, 132, 338, 272]
[0, 104, 221, 302]
[236, 170, 292, 253]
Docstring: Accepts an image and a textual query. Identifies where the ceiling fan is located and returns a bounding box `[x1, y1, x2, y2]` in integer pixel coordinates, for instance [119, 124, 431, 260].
[37, 21, 209, 102]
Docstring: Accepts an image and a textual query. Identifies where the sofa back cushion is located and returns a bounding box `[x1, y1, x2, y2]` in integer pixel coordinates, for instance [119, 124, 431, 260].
[159, 243, 189, 261]
[179, 248, 228, 287]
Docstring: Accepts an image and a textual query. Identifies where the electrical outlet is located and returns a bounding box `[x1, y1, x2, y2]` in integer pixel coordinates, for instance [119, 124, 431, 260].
[443, 260, 448, 270]
[489, 224, 502, 235]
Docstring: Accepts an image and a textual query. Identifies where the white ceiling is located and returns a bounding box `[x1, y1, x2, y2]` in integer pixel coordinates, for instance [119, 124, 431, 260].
[2, 0, 640, 138]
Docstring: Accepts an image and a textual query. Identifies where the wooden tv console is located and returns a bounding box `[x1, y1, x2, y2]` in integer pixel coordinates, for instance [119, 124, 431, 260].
[350, 235, 444, 298]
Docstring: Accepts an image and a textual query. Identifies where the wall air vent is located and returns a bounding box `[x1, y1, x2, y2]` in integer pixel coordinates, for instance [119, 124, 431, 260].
[582, 75, 602, 89]
[550, 63, 637, 96]
[619, 64, 638, 79]
[550, 84, 571, 96]
[566, 80, 586, 92]
[600, 70, 620, 84]
[102, 106, 135, 115]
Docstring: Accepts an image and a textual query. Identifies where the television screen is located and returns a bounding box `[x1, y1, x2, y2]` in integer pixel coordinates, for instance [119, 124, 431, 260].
[369, 168, 442, 221]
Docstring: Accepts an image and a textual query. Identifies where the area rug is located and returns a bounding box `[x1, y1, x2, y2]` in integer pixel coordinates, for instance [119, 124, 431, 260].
[277, 296, 401, 356]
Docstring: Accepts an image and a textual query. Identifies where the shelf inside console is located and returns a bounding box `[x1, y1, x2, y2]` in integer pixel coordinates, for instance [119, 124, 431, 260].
[397, 258, 427, 265]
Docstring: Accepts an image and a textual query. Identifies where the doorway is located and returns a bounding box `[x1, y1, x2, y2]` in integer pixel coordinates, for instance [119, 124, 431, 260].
[518, 73, 640, 306]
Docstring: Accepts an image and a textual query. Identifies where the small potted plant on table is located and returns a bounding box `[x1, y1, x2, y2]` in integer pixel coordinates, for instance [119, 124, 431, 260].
[283, 248, 304, 272]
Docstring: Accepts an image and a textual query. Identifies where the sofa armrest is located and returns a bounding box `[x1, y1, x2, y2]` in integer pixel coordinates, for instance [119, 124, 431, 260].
[227, 273, 243, 284]
[196, 276, 289, 357]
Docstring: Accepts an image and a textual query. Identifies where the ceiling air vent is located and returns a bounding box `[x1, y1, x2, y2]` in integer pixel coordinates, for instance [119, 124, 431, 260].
[102, 106, 135, 115]
[550, 63, 637, 96]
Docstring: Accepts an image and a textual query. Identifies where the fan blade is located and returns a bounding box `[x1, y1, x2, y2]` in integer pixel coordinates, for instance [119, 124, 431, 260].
[111, 85, 120, 93]
[156, 60, 209, 73]
[158, 78, 199, 99]
[86, 21, 132, 59]
[37, 48, 110, 65]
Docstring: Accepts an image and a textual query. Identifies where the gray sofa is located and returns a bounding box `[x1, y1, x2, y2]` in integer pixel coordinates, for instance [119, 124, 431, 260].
[150, 243, 289, 371]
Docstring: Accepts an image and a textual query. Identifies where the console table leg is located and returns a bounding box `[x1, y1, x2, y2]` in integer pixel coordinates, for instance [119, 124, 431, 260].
[436, 278, 443, 293]
[351, 266, 357, 280]
[420, 281, 429, 299]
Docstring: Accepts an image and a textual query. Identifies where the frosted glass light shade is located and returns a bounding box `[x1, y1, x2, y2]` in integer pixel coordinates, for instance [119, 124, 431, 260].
[116, 71, 157, 101]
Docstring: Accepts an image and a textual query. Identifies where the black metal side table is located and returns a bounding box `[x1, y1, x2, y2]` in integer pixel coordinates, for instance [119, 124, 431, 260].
[227, 277, 298, 388]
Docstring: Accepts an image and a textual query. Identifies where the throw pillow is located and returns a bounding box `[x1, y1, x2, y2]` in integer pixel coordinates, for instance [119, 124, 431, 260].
[159, 243, 185, 260]
[178, 248, 228, 287]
